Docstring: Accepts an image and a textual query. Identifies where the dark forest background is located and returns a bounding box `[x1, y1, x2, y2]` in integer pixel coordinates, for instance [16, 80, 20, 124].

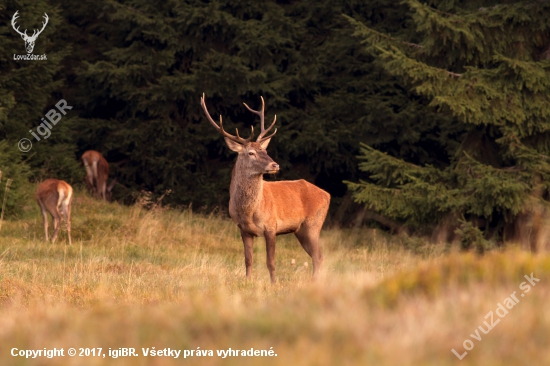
[1, 0, 550, 247]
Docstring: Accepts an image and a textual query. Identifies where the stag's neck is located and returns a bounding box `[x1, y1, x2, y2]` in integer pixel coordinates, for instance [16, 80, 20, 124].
[229, 163, 264, 216]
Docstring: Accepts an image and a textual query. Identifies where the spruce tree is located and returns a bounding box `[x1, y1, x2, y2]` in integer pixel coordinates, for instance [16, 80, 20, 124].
[4, 0, 495, 221]
[0, 1, 78, 217]
[346, 0, 550, 246]
[62, 0, 458, 212]
[0, 1, 80, 184]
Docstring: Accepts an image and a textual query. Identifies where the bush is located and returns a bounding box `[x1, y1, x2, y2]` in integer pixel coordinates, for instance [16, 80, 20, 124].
[0, 140, 32, 219]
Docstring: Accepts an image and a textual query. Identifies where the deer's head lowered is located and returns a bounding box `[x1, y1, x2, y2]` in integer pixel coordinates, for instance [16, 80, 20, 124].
[200, 94, 279, 177]
[12, 11, 49, 54]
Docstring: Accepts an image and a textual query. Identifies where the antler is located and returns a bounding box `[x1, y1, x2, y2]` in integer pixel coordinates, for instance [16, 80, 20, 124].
[11, 11, 27, 37]
[11, 12, 49, 40]
[243, 96, 277, 143]
[31, 13, 49, 39]
[200, 93, 254, 145]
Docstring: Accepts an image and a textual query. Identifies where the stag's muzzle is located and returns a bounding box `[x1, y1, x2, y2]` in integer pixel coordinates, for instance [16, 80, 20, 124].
[266, 162, 279, 174]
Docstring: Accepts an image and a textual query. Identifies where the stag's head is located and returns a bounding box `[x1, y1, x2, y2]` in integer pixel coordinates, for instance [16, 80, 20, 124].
[201, 94, 279, 176]
[12, 11, 49, 54]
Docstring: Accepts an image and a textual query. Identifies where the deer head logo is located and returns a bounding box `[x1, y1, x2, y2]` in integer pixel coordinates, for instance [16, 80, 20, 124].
[11, 11, 49, 54]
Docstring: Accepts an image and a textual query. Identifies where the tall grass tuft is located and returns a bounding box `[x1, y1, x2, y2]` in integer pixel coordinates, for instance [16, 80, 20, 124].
[0, 176, 12, 233]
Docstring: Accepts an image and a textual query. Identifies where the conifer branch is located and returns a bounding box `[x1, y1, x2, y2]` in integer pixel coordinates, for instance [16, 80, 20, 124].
[344, 15, 424, 49]
[446, 71, 462, 77]
[402, 41, 424, 49]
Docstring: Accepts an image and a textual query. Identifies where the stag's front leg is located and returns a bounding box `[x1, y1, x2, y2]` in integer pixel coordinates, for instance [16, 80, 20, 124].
[264, 231, 277, 284]
[241, 231, 254, 278]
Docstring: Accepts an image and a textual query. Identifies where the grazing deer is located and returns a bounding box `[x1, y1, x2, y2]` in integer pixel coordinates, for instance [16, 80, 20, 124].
[36, 179, 73, 245]
[82, 150, 115, 201]
[201, 94, 330, 283]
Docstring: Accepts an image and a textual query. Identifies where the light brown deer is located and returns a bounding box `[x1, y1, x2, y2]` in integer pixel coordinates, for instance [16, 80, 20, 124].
[82, 150, 115, 201]
[36, 179, 73, 245]
[201, 94, 331, 283]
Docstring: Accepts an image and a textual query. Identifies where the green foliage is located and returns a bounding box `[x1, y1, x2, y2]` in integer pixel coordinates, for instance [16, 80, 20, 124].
[454, 219, 494, 253]
[0, 1, 79, 183]
[346, 0, 550, 239]
[6, 0, 548, 227]
[54, 0, 456, 209]
[0, 141, 31, 219]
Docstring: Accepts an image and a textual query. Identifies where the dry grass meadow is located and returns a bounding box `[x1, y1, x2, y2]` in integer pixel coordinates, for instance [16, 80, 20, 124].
[0, 188, 549, 365]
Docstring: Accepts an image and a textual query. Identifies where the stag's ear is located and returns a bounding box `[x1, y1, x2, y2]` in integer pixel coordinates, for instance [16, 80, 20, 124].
[224, 137, 244, 152]
[259, 138, 271, 150]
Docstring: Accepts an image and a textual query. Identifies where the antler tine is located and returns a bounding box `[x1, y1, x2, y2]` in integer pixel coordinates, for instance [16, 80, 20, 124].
[11, 11, 27, 37]
[41, 13, 49, 28]
[236, 126, 254, 141]
[201, 93, 253, 145]
[257, 116, 277, 143]
[243, 96, 277, 142]
[34, 13, 49, 38]
[242, 98, 264, 130]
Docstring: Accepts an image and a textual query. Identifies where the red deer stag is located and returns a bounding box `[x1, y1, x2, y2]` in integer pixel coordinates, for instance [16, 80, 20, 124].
[82, 150, 115, 201]
[200, 94, 330, 283]
[36, 179, 73, 245]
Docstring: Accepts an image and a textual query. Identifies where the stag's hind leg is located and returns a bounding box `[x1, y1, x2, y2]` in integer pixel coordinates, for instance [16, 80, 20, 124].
[38, 201, 49, 241]
[50, 208, 62, 243]
[60, 200, 72, 245]
[295, 225, 324, 279]
[99, 180, 107, 201]
[83, 163, 95, 196]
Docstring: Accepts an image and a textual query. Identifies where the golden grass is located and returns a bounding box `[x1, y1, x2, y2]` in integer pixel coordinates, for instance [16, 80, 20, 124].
[0, 191, 549, 365]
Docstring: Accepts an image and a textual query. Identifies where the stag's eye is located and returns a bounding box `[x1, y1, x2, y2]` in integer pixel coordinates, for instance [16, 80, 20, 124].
[248, 151, 255, 156]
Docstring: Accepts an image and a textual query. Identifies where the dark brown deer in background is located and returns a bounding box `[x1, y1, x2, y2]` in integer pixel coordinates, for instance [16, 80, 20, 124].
[36, 179, 73, 245]
[82, 150, 115, 201]
[201, 94, 331, 283]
